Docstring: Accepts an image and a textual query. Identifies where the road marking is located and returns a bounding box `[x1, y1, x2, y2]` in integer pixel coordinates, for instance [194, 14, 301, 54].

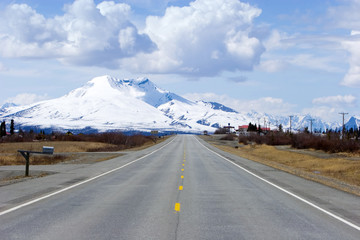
[181, 169, 184, 171]
[181, 175, 184, 179]
[0, 137, 178, 217]
[194, 136, 360, 232]
[179, 186, 183, 190]
[174, 203, 181, 212]
[182, 163, 185, 166]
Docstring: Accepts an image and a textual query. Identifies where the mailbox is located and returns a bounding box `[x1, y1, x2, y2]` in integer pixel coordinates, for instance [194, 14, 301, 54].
[42, 146, 54, 154]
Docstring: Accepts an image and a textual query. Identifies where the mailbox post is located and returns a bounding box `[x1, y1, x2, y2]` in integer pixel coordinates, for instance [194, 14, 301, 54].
[18, 146, 54, 177]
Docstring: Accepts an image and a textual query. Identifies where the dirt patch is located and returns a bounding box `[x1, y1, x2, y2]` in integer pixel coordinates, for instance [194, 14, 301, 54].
[200, 135, 360, 196]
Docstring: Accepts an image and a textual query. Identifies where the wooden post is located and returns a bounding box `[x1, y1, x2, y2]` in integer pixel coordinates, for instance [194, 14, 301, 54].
[19, 151, 30, 177]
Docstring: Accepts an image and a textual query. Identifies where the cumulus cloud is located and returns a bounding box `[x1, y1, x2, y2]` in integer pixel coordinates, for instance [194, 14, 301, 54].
[121, 0, 265, 76]
[312, 94, 356, 106]
[5, 93, 49, 106]
[341, 31, 360, 87]
[183, 93, 294, 115]
[0, 0, 155, 67]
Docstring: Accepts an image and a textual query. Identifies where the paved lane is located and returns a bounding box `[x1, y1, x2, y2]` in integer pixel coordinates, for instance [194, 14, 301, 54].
[178, 136, 360, 239]
[0, 135, 359, 239]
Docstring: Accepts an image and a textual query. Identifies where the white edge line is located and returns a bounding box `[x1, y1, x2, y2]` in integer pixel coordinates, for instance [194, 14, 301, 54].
[194, 136, 360, 232]
[0, 136, 177, 216]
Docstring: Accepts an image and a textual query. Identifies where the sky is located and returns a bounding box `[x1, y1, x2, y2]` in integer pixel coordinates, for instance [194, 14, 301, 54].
[0, 0, 359, 123]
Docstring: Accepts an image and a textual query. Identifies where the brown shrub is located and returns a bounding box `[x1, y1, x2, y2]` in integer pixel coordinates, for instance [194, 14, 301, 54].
[220, 134, 237, 141]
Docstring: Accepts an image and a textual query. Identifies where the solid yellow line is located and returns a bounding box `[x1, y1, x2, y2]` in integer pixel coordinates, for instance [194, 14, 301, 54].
[175, 203, 181, 212]
[179, 186, 183, 190]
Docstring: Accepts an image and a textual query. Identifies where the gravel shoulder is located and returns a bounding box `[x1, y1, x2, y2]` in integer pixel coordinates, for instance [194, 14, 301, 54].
[0, 152, 123, 186]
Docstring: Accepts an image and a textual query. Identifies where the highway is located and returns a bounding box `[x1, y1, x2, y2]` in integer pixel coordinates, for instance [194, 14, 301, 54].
[0, 135, 360, 239]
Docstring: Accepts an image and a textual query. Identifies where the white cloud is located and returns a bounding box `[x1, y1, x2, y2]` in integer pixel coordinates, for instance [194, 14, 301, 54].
[288, 54, 342, 73]
[301, 106, 338, 123]
[263, 30, 294, 51]
[0, 0, 155, 67]
[5, 93, 49, 106]
[121, 0, 265, 76]
[256, 59, 286, 72]
[183, 93, 294, 115]
[312, 94, 356, 106]
[341, 31, 360, 87]
[327, 0, 360, 30]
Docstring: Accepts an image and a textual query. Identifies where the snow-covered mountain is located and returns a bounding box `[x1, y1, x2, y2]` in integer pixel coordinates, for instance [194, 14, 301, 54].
[0, 75, 355, 133]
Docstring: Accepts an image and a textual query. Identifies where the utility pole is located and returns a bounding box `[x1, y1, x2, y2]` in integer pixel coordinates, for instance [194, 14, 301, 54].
[308, 118, 315, 134]
[264, 118, 266, 132]
[289, 115, 294, 133]
[339, 112, 348, 139]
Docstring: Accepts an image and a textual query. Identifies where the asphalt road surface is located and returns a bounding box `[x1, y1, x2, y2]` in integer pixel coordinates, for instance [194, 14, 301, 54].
[0, 135, 360, 239]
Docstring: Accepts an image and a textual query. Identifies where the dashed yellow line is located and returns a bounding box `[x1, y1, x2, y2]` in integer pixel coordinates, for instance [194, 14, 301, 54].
[181, 175, 184, 179]
[181, 169, 184, 171]
[175, 203, 181, 212]
[179, 186, 183, 190]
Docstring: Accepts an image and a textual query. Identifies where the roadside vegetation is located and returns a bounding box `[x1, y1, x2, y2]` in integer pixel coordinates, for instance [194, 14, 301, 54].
[238, 131, 360, 153]
[208, 124, 360, 195]
[0, 131, 161, 165]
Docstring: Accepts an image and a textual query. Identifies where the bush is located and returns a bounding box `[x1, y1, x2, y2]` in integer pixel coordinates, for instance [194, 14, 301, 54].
[238, 131, 359, 153]
[220, 134, 236, 141]
[214, 128, 228, 134]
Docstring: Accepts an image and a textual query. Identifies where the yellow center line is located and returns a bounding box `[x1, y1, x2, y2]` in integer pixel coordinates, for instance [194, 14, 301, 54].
[182, 163, 185, 166]
[175, 203, 181, 212]
[181, 175, 184, 179]
[179, 186, 183, 190]
[181, 169, 184, 171]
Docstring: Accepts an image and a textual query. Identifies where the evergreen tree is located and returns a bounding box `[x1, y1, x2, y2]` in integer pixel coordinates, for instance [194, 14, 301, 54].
[10, 119, 14, 135]
[278, 124, 283, 132]
[0, 121, 6, 137]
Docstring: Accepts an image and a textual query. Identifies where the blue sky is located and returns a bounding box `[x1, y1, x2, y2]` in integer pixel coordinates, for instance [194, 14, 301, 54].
[0, 0, 359, 122]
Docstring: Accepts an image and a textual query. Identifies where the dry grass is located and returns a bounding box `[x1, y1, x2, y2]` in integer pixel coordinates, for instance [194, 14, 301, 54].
[0, 141, 118, 153]
[0, 141, 119, 165]
[214, 143, 360, 193]
[0, 136, 169, 166]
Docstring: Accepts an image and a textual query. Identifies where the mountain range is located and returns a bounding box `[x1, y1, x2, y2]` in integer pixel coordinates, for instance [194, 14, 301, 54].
[1, 75, 359, 134]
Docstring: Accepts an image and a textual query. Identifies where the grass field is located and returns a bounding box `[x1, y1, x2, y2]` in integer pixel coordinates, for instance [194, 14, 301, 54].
[0, 136, 169, 166]
[0, 141, 118, 165]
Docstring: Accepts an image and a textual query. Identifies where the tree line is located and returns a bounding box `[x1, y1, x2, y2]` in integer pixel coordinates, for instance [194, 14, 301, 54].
[0, 119, 15, 137]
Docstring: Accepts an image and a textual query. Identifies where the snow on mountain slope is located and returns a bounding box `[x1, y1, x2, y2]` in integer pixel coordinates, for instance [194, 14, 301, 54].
[157, 99, 248, 131]
[345, 116, 360, 130]
[2, 76, 172, 131]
